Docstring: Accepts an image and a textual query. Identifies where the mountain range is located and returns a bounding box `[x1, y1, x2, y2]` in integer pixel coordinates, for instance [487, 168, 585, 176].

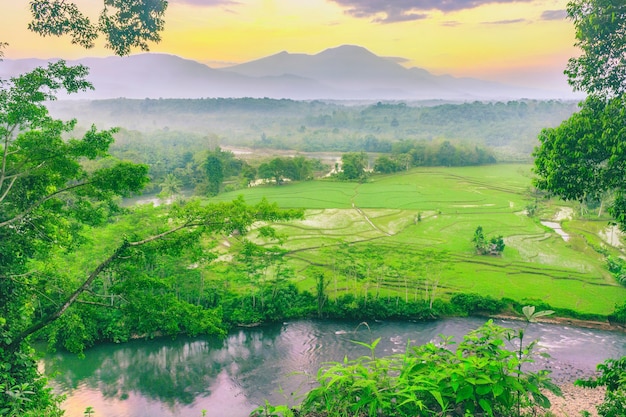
[0, 45, 575, 101]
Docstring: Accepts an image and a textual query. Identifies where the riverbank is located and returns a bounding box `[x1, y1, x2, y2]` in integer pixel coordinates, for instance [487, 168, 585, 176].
[545, 383, 605, 417]
[487, 313, 626, 333]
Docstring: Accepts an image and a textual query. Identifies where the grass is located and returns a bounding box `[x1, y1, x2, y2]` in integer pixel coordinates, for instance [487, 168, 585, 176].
[212, 164, 626, 316]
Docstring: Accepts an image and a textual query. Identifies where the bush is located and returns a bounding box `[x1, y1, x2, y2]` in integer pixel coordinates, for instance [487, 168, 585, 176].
[254, 320, 561, 417]
[577, 357, 626, 417]
[450, 293, 506, 315]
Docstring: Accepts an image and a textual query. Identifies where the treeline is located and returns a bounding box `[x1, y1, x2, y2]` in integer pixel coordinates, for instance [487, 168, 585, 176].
[108, 127, 496, 198]
[107, 129, 327, 196]
[373, 139, 496, 174]
[50, 98, 578, 160]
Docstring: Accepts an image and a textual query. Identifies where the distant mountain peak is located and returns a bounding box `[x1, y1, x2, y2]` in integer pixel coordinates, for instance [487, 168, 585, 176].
[0, 46, 576, 100]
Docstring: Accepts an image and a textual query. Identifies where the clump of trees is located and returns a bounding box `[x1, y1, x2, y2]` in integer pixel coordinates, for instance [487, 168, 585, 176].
[472, 226, 505, 256]
[373, 140, 496, 174]
[339, 152, 368, 180]
[257, 156, 318, 185]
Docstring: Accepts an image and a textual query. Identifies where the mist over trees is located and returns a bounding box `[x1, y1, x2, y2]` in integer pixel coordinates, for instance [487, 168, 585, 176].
[48, 98, 578, 164]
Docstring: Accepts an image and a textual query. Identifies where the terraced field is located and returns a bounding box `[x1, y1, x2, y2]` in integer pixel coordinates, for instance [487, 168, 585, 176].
[213, 164, 626, 315]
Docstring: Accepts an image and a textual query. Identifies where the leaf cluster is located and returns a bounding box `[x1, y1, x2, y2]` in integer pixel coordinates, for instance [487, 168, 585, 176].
[566, 0, 626, 97]
[576, 357, 626, 416]
[28, 0, 168, 56]
[254, 321, 560, 417]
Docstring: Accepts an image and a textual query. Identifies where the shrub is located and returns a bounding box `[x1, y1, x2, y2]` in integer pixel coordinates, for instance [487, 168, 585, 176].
[254, 320, 561, 417]
[577, 357, 626, 417]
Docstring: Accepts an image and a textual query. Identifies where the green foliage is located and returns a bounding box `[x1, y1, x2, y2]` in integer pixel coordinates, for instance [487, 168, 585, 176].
[472, 226, 505, 256]
[0, 60, 149, 413]
[536, 1, 626, 230]
[257, 156, 315, 184]
[340, 152, 368, 181]
[608, 301, 626, 325]
[565, 0, 626, 97]
[0, 59, 305, 414]
[450, 293, 506, 315]
[28, 0, 168, 56]
[263, 320, 560, 417]
[606, 256, 626, 285]
[576, 357, 626, 417]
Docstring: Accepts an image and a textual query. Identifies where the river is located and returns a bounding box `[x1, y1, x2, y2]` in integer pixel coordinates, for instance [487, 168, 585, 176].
[42, 318, 626, 417]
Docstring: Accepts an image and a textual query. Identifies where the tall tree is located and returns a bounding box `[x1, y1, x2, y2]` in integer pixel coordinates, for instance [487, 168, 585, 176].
[0, 62, 303, 414]
[565, 0, 626, 97]
[534, 0, 626, 229]
[205, 153, 224, 196]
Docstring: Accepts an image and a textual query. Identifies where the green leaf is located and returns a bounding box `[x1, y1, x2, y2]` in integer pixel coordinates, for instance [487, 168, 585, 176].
[456, 385, 474, 403]
[476, 385, 492, 395]
[479, 398, 494, 416]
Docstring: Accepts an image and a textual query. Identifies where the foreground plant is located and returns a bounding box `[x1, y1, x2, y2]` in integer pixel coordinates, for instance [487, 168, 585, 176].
[576, 357, 626, 417]
[252, 320, 561, 417]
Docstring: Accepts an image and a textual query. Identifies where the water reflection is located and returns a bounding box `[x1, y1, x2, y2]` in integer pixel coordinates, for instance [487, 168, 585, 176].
[43, 318, 626, 417]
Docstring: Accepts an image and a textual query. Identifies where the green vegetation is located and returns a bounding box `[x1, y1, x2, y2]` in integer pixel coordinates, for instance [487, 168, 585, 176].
[577, 357, 626, 416]
[472, 225, 505, 256]
[27, 0, 167, 56]
[0, 60, 302, 414]
[252, 319, 561, 417]
[534, 0, 626, 230]
[50, 98, 578, 162]
[212, 164, 625, 317]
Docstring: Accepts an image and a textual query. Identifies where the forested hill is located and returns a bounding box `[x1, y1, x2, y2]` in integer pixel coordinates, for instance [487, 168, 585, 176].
[49, 98, 579, 160]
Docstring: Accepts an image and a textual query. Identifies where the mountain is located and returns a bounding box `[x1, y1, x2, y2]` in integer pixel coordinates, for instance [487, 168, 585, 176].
[0, 54, 339, 100]
[0, 46, 573, 100]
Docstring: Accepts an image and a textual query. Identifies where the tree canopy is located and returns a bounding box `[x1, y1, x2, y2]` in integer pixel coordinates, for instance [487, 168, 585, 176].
[0, 61, 302, 414]
[28, 0, 168, 56]
[565, 0, 626, 97]
[534, 0, 626, 229]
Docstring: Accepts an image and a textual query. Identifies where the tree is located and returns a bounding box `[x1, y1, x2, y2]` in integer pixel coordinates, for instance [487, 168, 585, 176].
[0, 62, 303, 414]
[534, 1, 626, 229]
[158, 173, 182, 197]
[565, 0, 626, 97]
[340, 152, 367, 180]
[373, 155, 401, 174]
[472, 226, 505, 256]
[533, 96, 624, 213]
[205, 153, 224, 196]
[0, 61, 147, 413]
[28, 0, 168, 56]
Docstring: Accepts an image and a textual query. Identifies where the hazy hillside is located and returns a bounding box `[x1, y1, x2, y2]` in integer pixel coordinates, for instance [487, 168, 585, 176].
[0, 45, 579, 100]
[47, 98, 579, 160]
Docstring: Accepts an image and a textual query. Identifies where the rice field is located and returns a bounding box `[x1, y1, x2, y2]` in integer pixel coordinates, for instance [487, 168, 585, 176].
[213, 164, 626, 316]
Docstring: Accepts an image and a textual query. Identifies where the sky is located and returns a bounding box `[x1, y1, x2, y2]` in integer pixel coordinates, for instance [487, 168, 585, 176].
[0, 0, 578, 92]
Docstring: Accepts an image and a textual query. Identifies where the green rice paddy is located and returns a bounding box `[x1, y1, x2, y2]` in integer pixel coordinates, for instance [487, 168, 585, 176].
[213, 164, 626, 316]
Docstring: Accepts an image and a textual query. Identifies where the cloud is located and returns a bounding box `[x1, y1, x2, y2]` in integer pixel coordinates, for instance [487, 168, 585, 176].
[328, 0, 535, 22]
[441, 20, 462, 27]
[540, 9, 567, 20]
[482, 18, 528, 24]
[170, 0, 240, 6]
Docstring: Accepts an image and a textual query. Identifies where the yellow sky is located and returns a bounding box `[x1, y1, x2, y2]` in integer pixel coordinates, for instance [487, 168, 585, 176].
[0, 0, 578, 90]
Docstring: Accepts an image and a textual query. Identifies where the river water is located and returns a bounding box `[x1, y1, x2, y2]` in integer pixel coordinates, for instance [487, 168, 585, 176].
[42, 318, 626, 417]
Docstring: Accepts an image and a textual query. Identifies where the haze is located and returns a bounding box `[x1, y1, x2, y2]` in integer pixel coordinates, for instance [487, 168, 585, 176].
[0, 0, 578, 94]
